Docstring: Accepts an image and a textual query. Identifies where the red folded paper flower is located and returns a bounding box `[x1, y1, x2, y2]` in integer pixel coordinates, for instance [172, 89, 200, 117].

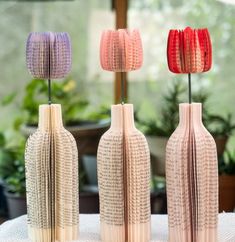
[167, 27, 212, 73]
[100, 29, 143, 72]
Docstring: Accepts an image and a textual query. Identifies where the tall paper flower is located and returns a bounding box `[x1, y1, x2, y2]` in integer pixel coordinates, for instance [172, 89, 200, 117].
[26, 32, 71, 79]
[98, 29, 151, 242]
[167, 27, 212, 73]
[25, 31, 78, 242]
[100, 29, 143, 72]
[166, 27, 218, 242]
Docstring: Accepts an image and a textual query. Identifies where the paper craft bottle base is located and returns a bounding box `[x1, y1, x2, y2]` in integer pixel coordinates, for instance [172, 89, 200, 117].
[98, 104, 151, 242]
[25, 104, 79, 242]
[166, 103, 218, 242]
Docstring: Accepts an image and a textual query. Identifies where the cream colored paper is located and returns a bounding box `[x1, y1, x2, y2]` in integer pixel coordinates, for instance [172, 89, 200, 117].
[97, 104, 151, 242]
[25, 104, 79, 242]
[166, 103, 218, 242]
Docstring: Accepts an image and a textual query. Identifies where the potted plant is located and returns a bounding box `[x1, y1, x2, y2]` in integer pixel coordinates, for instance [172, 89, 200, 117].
[16, 78, 110, 143]
[192, 92, 235, 156]
[207, 114, 235, 156]
[138, 81, 235, 176]
[218, 150, 235, 212]
[3, 78, 109, 213]
[0, 132, 26, 219]
[137, 81, 185, 176]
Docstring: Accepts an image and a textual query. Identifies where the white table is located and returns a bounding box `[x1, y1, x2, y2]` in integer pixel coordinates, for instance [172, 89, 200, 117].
[0, 214, 234, 242]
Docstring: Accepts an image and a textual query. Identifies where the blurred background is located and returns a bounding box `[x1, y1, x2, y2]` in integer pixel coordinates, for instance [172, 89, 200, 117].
[0, 0, 235, 221]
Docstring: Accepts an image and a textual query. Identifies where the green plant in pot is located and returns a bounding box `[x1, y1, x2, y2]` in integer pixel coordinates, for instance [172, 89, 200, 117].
[138, 81, 235, 176]
[138, 81, 185, 176]
[3, 78, 110, 213]
[4, 78, 109, 172]
[207, 114, 235, 156]
[0, 132, 26, 219]
[218, 150, 235, 212]
[14, 78, 110, 128]
[193, 92, 235, 156]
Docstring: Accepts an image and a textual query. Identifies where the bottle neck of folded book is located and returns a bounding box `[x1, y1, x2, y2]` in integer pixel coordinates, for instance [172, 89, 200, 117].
[110, 103, 136, 132]
[179, 103, 190, 128]
[123, 104, 136, 132]
[190, 103, 203, 128]
[110, 104, 123, 132]
[38, 104, 63, 131]
[178, 103, 203, 129]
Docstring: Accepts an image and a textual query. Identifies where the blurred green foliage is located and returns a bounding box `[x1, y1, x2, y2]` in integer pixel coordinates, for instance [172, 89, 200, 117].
[137, 80, 235, 138]
[151, 175, 166, 192]
[0, 132, 25, 196]
[219, 150, 235, 175]
[3, 78, 110, 129]
[137, 81, 185, 136]
[21, 78, 89, 126]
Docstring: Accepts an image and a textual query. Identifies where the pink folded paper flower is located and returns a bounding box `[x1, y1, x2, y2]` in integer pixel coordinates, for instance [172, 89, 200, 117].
[26, 32, 71, 79]
[167, 27, 212, 73]
[100, 29, 143, 72]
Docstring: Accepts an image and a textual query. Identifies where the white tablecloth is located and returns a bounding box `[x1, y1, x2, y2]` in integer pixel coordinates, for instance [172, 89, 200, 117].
[0, 214, 234, 242]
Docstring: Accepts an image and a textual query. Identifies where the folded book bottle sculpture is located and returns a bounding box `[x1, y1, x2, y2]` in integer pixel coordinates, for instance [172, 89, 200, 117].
[98, 29, 151, 242]
[25, 32, 79, 242]
[166, 27, 218, 242]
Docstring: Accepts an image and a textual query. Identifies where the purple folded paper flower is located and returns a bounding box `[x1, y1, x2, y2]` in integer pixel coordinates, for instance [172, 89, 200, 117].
[26, 32, 72, 79]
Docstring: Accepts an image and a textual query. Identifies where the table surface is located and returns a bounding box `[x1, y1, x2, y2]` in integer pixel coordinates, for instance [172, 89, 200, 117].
[0, 214, 234, 242]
